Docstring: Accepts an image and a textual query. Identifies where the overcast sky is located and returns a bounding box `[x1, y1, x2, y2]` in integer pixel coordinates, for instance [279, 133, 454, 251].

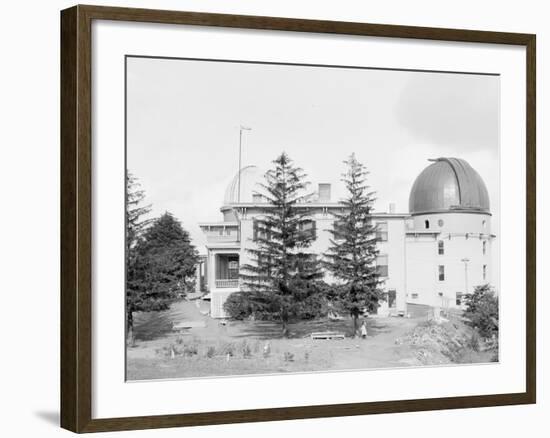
[126, 57, 499, 255]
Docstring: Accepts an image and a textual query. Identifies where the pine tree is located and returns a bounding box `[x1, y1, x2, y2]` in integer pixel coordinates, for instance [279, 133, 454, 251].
[126, 172, 152, 253]
[325, 153, 383, 336]
[126, 212, 199, 345]
[126, 172, 152, 345]
[239, 152, 323, 336]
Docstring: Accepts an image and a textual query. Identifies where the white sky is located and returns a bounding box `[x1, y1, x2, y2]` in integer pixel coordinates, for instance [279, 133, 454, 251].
[126, 57, 500, 255]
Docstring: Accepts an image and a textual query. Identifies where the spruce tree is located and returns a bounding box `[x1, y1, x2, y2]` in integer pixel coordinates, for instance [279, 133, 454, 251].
[126, 172, 152, 345]
[325, 153, 383, 336]
[126, 172, 152, 253]
[239, 152, 322, 336]
[126, 212, 199, 344]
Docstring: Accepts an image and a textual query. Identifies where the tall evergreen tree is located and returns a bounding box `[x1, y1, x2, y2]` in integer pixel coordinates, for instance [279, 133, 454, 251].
[126, 172, 152, 344]
[126, 212, 199, 344]
[324, 153, 383, 335]
[126, 172, 152, 253]
[239, 152, 323, 336]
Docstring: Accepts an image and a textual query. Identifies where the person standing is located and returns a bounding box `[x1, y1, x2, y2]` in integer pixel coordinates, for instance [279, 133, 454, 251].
[360, 321, 368, 339]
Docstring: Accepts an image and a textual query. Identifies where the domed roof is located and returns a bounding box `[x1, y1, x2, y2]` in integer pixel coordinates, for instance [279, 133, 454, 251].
[409, 157, 490, 215]
[224, 165, 265, 205]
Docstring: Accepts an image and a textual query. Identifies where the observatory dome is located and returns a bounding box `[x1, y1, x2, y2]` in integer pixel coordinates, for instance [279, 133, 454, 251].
[409, 157, 490, 215]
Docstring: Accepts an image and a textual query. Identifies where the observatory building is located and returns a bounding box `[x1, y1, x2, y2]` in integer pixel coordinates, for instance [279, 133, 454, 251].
[199, 158, 495, 318]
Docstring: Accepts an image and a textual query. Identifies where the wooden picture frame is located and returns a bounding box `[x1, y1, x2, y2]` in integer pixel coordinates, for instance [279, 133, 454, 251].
[61, 4, 536, 433]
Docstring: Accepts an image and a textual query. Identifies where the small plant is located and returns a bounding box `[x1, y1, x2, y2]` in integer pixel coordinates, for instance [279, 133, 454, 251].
[468, 332, 481, 352]
[283, 351, 295, 362]
[241, 341, 252, 358]
[262, 342, 271, 358]
[252, 340, 261, 354]
[175, 336, 185, 345]
[219, 342, 235, 357]
[183, 344, 198, 357]
[304, 351, 310, 363]
[205, 346, 216, 358]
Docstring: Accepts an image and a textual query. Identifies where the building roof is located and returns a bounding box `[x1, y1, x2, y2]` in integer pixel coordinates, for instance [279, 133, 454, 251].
[224, 165, 265, 205]
[408, 157, 490, 215]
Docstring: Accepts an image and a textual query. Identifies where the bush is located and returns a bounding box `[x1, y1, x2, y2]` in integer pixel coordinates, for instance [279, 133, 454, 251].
[205, 346, 216, 358]
[183, 344, 198, 357]
[218, 341, 235, 357]
[463, 284, 499, 339]
[223, 292, 259, 320]
[241, 341, 252, 358]
[223, 281, 330, 321]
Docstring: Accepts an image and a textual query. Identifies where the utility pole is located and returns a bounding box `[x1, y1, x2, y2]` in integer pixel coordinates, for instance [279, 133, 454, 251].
[461, 257, 470, 297]
[238, 126, 252, 203]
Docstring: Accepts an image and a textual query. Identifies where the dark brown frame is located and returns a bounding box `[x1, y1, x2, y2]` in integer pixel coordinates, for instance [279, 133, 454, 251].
[61, 4, 536, 433]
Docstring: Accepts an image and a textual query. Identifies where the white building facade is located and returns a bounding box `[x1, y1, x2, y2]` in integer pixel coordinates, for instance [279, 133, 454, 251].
[198, 158, 495, 318]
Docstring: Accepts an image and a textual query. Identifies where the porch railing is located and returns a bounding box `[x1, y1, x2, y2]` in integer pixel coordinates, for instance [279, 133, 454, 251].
[215, 279, 239, 289]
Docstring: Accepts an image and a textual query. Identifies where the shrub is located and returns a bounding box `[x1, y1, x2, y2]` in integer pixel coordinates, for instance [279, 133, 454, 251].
[223, 292, 259, 320]
[205, 346, 216, 358]
[241, 341, 252, 358]
[468, 332, 481, 352]
[223, 281, 330, 321]
[183, 344, 198, 357]
[218, 341, 235, 357]
[283, 352, 295, 362]
[463, 284, 499, 339]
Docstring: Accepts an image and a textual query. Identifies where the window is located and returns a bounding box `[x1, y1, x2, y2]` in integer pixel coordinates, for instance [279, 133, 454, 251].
[438, 265, 445, 281]
[438, 240, 444, 255]
[425, 220, 430, 229]
[332, 220, 346, 238]
[482, 240, 487, 255]
[411, 293, 419, 299]
[226, 228, 231, 236]
[388, 289, 396, 308]
[218, 228, 223, 236]
[483, 264, 487, 280]
[299, 220, 316, 240]
[456, 292, 463, 306]
[376, 222, 388, 241]
[252, 194, 263, 203]
[253, 220, 269, 241]
[376, 255, 389, 277]
[227, 258, 239, 279]
[318, 183, 331, 201]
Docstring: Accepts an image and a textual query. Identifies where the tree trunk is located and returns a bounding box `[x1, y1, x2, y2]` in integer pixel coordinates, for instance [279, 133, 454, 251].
[352, 314, 359, 338]
[281, 319, 289, 337]
[126, 310, 135, 347]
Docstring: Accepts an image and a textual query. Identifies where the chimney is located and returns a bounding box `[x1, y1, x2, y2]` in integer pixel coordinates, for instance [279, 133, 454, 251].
[318, 183, 331, 202]
[389, 203, 396, 214]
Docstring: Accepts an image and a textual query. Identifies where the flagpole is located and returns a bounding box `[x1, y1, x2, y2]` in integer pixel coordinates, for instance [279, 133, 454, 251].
[238, 126, 251, 203]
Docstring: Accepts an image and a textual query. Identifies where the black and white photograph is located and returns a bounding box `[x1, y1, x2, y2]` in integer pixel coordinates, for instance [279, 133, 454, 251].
[125, 56, 500, 381]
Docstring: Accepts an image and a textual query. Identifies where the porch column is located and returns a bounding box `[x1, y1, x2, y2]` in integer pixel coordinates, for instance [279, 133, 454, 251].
[208, 251, 216, 291]
[195, 262, 201, 293]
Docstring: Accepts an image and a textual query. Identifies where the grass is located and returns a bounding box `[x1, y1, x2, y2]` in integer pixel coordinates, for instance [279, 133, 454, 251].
[127, 300, 498, 380]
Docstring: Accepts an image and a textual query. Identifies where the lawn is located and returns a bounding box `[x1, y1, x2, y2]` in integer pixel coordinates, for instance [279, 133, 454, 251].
[126, 299, 494, 380]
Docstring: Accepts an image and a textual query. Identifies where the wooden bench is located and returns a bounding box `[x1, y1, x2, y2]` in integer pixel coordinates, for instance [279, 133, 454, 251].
[172, 320, 206, 331]
[310, 331, 345, 340]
